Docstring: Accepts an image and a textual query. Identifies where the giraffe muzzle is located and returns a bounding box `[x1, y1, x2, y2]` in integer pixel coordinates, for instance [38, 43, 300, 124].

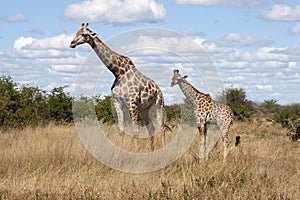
[70, 43, 76, 48]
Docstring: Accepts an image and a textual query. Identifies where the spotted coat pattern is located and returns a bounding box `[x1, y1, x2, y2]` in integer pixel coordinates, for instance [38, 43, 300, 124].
[170, 69, 234, 161]
[70, 23, 168, 151]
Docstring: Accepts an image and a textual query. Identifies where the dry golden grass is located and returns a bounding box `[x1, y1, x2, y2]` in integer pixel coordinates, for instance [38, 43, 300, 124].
[0, 122, 299, 199]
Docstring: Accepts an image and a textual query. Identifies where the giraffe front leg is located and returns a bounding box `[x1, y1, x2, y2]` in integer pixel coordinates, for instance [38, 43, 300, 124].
[129, 99, 139, 152]
[113, 99, 125, 145]
[222, 131, 229, 162]
[197, 117, 207, 159]
[156, 106, 166, 146]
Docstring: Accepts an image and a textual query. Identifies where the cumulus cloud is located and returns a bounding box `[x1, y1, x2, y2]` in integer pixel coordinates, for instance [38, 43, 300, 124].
[13, 36, 36, 50]
[62, 0, 166, 24]
[262, 4, 300, 21]
[11, 34, 82, 60]
[2, 29, 300, 104]
[174, 0, 268, 7]
[199, 34, 300, 104]
[1, 33, 87, 93]
[27, 34, 74, 50]
[215, 33, 273, 47]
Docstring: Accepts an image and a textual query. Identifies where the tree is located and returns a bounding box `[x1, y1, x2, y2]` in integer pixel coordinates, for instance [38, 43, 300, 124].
[165, 104, 181, 123]
[273, 103, 300, 128]
[15, 86, 47, 127]
[94, 95, 115, 124]
[46, 86, 73, 123]
[0, 76, 20, 128]
[73, 95, 96, 120]
[217, 87, 253, 121]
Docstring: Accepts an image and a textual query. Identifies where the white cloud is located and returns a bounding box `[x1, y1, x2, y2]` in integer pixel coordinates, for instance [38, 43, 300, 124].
[49, 65, 80, 73]
[255, 84, 273, 91]
[174, 0, 267, 7]
[3, 14, 28, 22]
[62, 0, 166, 24]
[13, 36, 36, 50]
[203, 36, 300, 104]
[291, 23, 300, 34]
[2, 29, 300, 104]
[122, 35, 206, 54]
[262, 4, 300, 21]
[14, 34, 75, 50]
[254, 47, 289, 61]
[216, 33, 273, 47]
[1, 33, 87, 94]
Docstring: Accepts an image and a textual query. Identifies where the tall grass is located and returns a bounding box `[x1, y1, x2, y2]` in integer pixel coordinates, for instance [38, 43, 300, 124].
[0, 122, 299, 199]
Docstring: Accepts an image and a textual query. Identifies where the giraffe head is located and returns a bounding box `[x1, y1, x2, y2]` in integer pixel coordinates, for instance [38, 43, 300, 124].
[170, 69, 187, 87]
[70, 23, 97, 48]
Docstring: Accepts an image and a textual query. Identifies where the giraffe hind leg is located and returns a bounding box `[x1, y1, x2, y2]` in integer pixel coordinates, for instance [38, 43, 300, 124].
[198, 122, 208, 160]
[156, 106, 169, 146]
[129, 100, 140, 152]
[142, 109, 155, 151]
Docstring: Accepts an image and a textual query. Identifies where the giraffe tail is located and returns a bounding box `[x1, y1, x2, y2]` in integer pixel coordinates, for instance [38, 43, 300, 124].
[235, 135, 241, 147]
[161, 124, 172, 147]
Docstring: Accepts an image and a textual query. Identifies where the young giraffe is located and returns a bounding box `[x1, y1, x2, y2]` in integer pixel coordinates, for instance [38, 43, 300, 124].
[70, 23, 170, 151]
[170, 69, 234, 161]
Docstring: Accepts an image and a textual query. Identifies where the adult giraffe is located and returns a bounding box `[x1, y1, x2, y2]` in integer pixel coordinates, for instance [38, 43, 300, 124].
[70, 23, 170, 151]
[171, 69, 237, 162]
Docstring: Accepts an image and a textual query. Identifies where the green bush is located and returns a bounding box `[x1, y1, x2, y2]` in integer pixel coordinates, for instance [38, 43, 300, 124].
[0, 76, 73, 129]
[1, 75, 300, 131]
[273, 103, 300, 128]
[94, 95, 115, 124]
[46, 86, 73, 123]
[217, 87, 253, 121]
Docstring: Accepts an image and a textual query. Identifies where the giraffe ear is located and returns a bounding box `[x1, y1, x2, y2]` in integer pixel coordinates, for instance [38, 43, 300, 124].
[174, 69, 179, 74]
[183, 75, 188, 79]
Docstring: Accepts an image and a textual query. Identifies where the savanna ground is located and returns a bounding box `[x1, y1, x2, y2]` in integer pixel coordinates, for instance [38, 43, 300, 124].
[0, 122, 299, 199]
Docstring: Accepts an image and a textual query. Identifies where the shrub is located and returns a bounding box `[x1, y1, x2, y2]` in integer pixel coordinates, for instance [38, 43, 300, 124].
[217, 88, 253, 121]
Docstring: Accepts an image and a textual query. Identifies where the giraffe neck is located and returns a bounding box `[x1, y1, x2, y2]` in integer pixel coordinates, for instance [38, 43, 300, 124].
[88, 35, 127, 78]
[178, 79, 207, 105]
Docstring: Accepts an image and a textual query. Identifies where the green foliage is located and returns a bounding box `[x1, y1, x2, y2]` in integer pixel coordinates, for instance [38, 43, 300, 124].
[0, 76, 73, 129]
[46, 86, 73, 123]
[232, 106, 252, 121]
[262, 99, 280, 112]
[165, 104, 181, 122]
[0, 76, 21, 128]
[94, 95, 115, 124]
[165, 98, 195, 125]
[217, 87, 253, 121]
[259, 99, 280, 119]
[15, 86, 47, 127]
[1, 75, 300, 132]
[181, 98, 196, 125]
[73, 95, 96, 120]
[273, 103, 300, 128]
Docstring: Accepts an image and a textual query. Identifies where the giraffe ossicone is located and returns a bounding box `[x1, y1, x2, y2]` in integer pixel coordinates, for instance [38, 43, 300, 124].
[70, 23, 171, 151]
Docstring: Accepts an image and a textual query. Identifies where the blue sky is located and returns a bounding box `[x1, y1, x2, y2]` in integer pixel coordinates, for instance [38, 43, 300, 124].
[1, 0, 300, 105]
